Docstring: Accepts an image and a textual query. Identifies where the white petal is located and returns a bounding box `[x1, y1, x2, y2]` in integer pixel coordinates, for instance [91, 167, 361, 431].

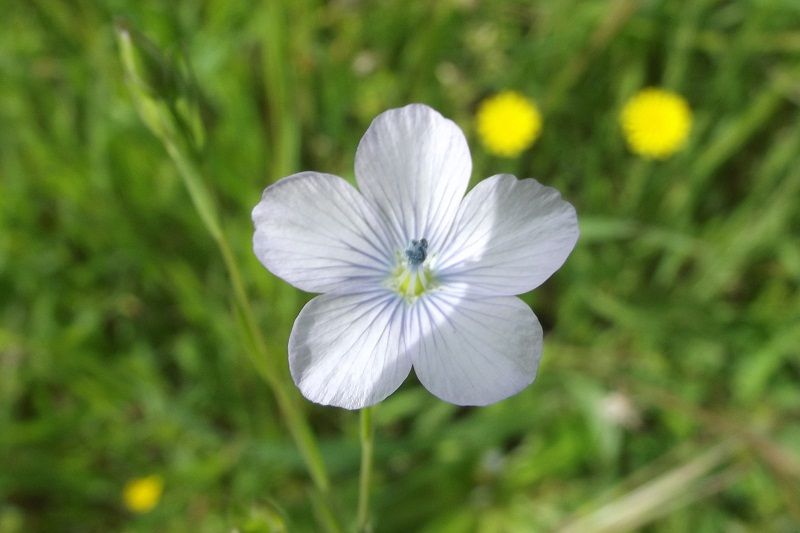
[289, 291, 412, 409]
[252, 172, 395, 293]
[410, 291, 543, 406]
[436, 174, 578, 296]
[355, 104, 471, 250]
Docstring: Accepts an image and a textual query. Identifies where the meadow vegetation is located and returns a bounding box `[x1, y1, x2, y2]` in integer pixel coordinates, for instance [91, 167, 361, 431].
[1, 0, 799, 531]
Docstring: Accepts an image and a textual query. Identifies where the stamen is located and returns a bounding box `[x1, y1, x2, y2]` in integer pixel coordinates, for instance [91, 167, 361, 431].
[405, 238, 428, 266]
[388, 238, 437, 301]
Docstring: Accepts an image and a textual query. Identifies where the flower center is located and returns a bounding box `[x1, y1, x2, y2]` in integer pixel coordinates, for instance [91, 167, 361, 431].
[388, 237, 436, 301]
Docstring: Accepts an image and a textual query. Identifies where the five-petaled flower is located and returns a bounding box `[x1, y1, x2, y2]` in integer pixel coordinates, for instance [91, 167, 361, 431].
[253, 104, 578, 409]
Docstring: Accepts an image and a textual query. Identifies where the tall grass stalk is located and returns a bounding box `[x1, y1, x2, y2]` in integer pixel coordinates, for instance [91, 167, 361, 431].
[116, 24, 338, 530]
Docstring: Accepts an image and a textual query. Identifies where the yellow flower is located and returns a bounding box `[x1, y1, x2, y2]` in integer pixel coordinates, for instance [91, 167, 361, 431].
[123, 475, 163, 514]
[476, 91, 542, 157]
[620, 88, 692, 159]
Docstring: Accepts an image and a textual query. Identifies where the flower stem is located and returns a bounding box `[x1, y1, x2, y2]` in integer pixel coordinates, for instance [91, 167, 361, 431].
[356, 407, 375, 532]
[167, 140, 332, 493]
[117, 25, 339, 530]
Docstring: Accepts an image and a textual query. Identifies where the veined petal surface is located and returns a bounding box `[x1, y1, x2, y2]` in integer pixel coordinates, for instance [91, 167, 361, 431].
[253, 172, 394, 294]
[355, 104, 471, 250]
[409, 291, 543, 406]
[436, 174, 578, 296]
[289, 291, 412, 409]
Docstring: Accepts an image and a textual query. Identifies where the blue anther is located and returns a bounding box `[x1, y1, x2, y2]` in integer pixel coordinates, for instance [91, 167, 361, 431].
[405, 238, 428, 265]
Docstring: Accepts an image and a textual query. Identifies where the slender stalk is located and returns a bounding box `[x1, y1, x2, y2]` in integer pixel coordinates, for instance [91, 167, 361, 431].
[621, 158, 651, 211]
[356, 407, 375, 532]
[166, 140, 332, 494]
[169, 143, 341, 533]
[117, 25, 340, 531]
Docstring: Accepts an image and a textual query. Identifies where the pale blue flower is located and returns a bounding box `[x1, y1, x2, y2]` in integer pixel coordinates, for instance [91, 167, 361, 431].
[253, 104, 578, 409]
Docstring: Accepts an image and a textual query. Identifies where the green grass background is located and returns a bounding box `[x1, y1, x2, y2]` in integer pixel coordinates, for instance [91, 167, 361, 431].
[2, 0, 800, 531]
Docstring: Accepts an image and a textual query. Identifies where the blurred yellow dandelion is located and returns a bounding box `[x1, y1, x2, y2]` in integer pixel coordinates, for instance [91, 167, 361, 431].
[476, 91, 542, 157]
[123, 475, 163, 514]
[620, 88, 692, 159]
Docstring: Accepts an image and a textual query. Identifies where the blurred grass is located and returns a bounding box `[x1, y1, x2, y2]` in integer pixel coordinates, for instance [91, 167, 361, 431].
[1, 0, 799, 531]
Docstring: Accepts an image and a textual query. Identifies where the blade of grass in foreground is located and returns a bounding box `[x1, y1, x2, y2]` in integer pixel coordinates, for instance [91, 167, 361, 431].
[557, 441, 738, 533]
[115, 23, 340, 532]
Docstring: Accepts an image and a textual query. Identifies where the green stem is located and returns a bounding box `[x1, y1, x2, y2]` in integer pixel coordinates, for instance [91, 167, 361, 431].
[621, 158, 651, 211]
[356, 407, 375, 532]
[118, 26, 338, 530]
[166, 141, 332, 494]
[221, 240, 330, 493]
[165, 137, 338, 531]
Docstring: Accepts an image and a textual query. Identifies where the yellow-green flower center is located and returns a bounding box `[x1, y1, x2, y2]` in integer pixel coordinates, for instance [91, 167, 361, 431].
[388, 238, 437, 301]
